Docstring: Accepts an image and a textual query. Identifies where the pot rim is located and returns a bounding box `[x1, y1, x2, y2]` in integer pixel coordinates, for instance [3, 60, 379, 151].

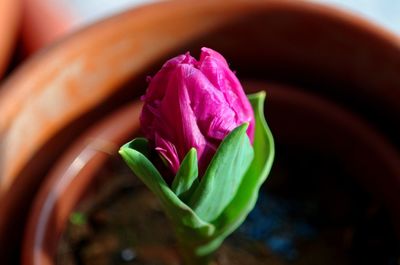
[23, 101, 143, 265]
[23, 82, 400, 265]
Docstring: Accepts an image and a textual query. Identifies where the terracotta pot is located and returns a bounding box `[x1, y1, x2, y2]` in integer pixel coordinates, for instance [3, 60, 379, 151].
[22, 82, 400, 265]
[0, 0, 20, 77]
[1, 0, 400, 262]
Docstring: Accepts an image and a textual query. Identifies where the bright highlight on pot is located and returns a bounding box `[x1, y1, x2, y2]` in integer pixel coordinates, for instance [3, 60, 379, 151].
[119, 47, 275, 265]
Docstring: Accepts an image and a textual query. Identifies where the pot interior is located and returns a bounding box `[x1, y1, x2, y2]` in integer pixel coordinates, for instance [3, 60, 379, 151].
[32, 83, 399, 265]
[56, 149, 399, 265]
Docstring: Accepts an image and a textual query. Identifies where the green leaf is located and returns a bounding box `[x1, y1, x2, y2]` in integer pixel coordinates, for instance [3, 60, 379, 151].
[119, 139, 214, 238]
[188, 123, 254, 223]
[212, 91, 275, 237]
[125, 137, 150, 157]
[119, 91, 275, 261]
[172, 148, 199, 202]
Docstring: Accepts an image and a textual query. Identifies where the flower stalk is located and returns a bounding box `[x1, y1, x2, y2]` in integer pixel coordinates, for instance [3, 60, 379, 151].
[119, 48, 274, 265]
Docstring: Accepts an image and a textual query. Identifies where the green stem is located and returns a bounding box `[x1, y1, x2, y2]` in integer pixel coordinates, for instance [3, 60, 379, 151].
[177, 236, 223, 265]
[179, 247, 213, 265]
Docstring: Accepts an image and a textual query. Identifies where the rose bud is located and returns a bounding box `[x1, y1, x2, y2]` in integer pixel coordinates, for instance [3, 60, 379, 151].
[140, 47, 255, 175]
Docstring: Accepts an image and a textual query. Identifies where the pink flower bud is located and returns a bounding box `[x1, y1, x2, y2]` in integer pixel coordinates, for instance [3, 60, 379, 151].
[140, 47, 254, 174]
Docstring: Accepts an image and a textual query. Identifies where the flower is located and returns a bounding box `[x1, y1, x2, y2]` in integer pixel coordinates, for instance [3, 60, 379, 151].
[140, 47, 254, 174]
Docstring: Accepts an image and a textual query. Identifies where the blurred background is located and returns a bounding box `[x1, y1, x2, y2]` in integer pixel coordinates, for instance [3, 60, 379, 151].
[6, 0, 400, 59]
[0, 1, 399, 265]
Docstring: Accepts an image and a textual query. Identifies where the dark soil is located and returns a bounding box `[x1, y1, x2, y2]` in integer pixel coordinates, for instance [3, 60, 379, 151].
[57, 144, 399, 265]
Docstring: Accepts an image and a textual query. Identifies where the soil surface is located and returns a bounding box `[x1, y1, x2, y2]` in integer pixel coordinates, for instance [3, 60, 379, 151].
[57, 145, 399, 265]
